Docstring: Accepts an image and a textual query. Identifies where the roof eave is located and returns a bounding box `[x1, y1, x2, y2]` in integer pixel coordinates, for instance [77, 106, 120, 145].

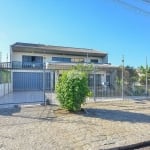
[11, 45, 107, 57]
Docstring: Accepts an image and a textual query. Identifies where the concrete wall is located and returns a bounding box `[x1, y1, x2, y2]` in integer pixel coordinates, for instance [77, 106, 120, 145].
[102, 55, 108, 64]
[0, 83, 13, 97]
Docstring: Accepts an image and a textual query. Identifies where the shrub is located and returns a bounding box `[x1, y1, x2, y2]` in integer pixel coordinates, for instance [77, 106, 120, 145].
[56, 70, 89, 112]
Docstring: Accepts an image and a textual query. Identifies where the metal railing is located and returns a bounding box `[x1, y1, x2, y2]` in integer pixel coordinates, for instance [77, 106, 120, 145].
[0, 62, 44, 69]
[12, 61, 43, 69]
[0, 62, 11, 69]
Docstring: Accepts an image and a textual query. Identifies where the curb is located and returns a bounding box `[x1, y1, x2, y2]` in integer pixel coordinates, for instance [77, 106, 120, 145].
[105, 140, 150, 150]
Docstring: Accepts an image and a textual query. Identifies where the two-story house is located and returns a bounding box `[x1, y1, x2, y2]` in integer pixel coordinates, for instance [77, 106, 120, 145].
[10, 42, 117, 92]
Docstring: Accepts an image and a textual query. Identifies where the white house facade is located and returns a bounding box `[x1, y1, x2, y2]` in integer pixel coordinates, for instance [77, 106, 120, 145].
[10, 42, 117, 92]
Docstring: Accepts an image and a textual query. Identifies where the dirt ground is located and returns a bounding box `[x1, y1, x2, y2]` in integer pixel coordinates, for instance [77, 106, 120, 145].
[0, 99, 150, 150]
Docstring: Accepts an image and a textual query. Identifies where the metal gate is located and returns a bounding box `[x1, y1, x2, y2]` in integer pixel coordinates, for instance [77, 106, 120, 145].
[0, 68, 52, 107]
[13, 71, 51, 91]
[13, 72, 43, 91]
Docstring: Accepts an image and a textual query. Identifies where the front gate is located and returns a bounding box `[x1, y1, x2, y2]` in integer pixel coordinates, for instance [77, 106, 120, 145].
[0, 68, 52, 107]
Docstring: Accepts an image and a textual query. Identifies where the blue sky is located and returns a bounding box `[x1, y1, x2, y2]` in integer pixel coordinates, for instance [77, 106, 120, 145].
[0, 0, 150, 67]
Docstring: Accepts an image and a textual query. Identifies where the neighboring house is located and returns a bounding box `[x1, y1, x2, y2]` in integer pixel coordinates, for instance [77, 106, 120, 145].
[10, 42, 117, 92]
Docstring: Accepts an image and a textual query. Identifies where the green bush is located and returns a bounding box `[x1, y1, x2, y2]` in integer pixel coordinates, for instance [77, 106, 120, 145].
[56, 70, 89, 112]
[0, 70, 11, 83]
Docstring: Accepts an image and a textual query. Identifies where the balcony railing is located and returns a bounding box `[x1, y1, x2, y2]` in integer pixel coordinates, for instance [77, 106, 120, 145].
[0, 62, 11, 69]
[0, 61, 110, 69]
[12, 61, 43, 69]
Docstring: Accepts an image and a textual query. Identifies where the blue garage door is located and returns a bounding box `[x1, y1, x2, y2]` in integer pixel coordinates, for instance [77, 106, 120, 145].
[13, 72, 51, 91]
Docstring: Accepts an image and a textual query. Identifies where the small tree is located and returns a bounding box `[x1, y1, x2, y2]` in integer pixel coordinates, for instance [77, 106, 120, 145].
[138, 66, 150, 85]
[56, 69, 89, 112]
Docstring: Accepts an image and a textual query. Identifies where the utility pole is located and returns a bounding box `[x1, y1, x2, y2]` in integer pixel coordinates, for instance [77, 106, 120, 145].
[146, 56, 148, 96]
[6, 53, 8, 67]
[86, 53, 89, 63]
[43, 56, 46, 105]
[93, 65, 96, 102]
[6, 53, 8, 62]
[0, 52, 1, 62]
[122, 55, 124, 100]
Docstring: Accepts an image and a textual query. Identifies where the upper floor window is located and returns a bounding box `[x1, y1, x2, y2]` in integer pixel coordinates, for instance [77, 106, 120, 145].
[91, 59, 98, 63]
[22, 55, 43, 68]
[71, 58, 84, 63]
[31, 56, 36, 62]
[22, 56, 43, 63]
[52, 57, 71, 63]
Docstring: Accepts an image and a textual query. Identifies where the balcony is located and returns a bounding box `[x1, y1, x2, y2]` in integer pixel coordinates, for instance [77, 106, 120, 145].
[12, 61, 43, 69]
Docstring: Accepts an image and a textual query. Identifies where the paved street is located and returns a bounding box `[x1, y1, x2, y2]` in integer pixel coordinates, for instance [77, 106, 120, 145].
[0, 99, 149, 150]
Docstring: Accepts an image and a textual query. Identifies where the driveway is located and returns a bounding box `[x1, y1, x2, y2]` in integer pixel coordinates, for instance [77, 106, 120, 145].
[0, 91, 44, 108]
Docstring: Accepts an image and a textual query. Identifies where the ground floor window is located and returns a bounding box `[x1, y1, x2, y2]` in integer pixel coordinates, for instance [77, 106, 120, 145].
[88, 74, 102, 87]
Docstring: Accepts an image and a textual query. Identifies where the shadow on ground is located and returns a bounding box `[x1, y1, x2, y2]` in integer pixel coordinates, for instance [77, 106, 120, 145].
[0, 105, 150, 124]
[84, 108, 150, 123]
[0, 105, 57, 119]
[0, 106, 21, 116]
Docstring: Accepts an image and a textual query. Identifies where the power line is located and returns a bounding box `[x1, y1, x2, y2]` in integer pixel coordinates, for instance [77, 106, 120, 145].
[114, 0, 150, 16]
[142, 0, 150, 4]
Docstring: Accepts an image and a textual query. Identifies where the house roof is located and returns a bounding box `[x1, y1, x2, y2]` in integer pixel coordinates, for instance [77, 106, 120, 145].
[11, 42, 107, 57]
